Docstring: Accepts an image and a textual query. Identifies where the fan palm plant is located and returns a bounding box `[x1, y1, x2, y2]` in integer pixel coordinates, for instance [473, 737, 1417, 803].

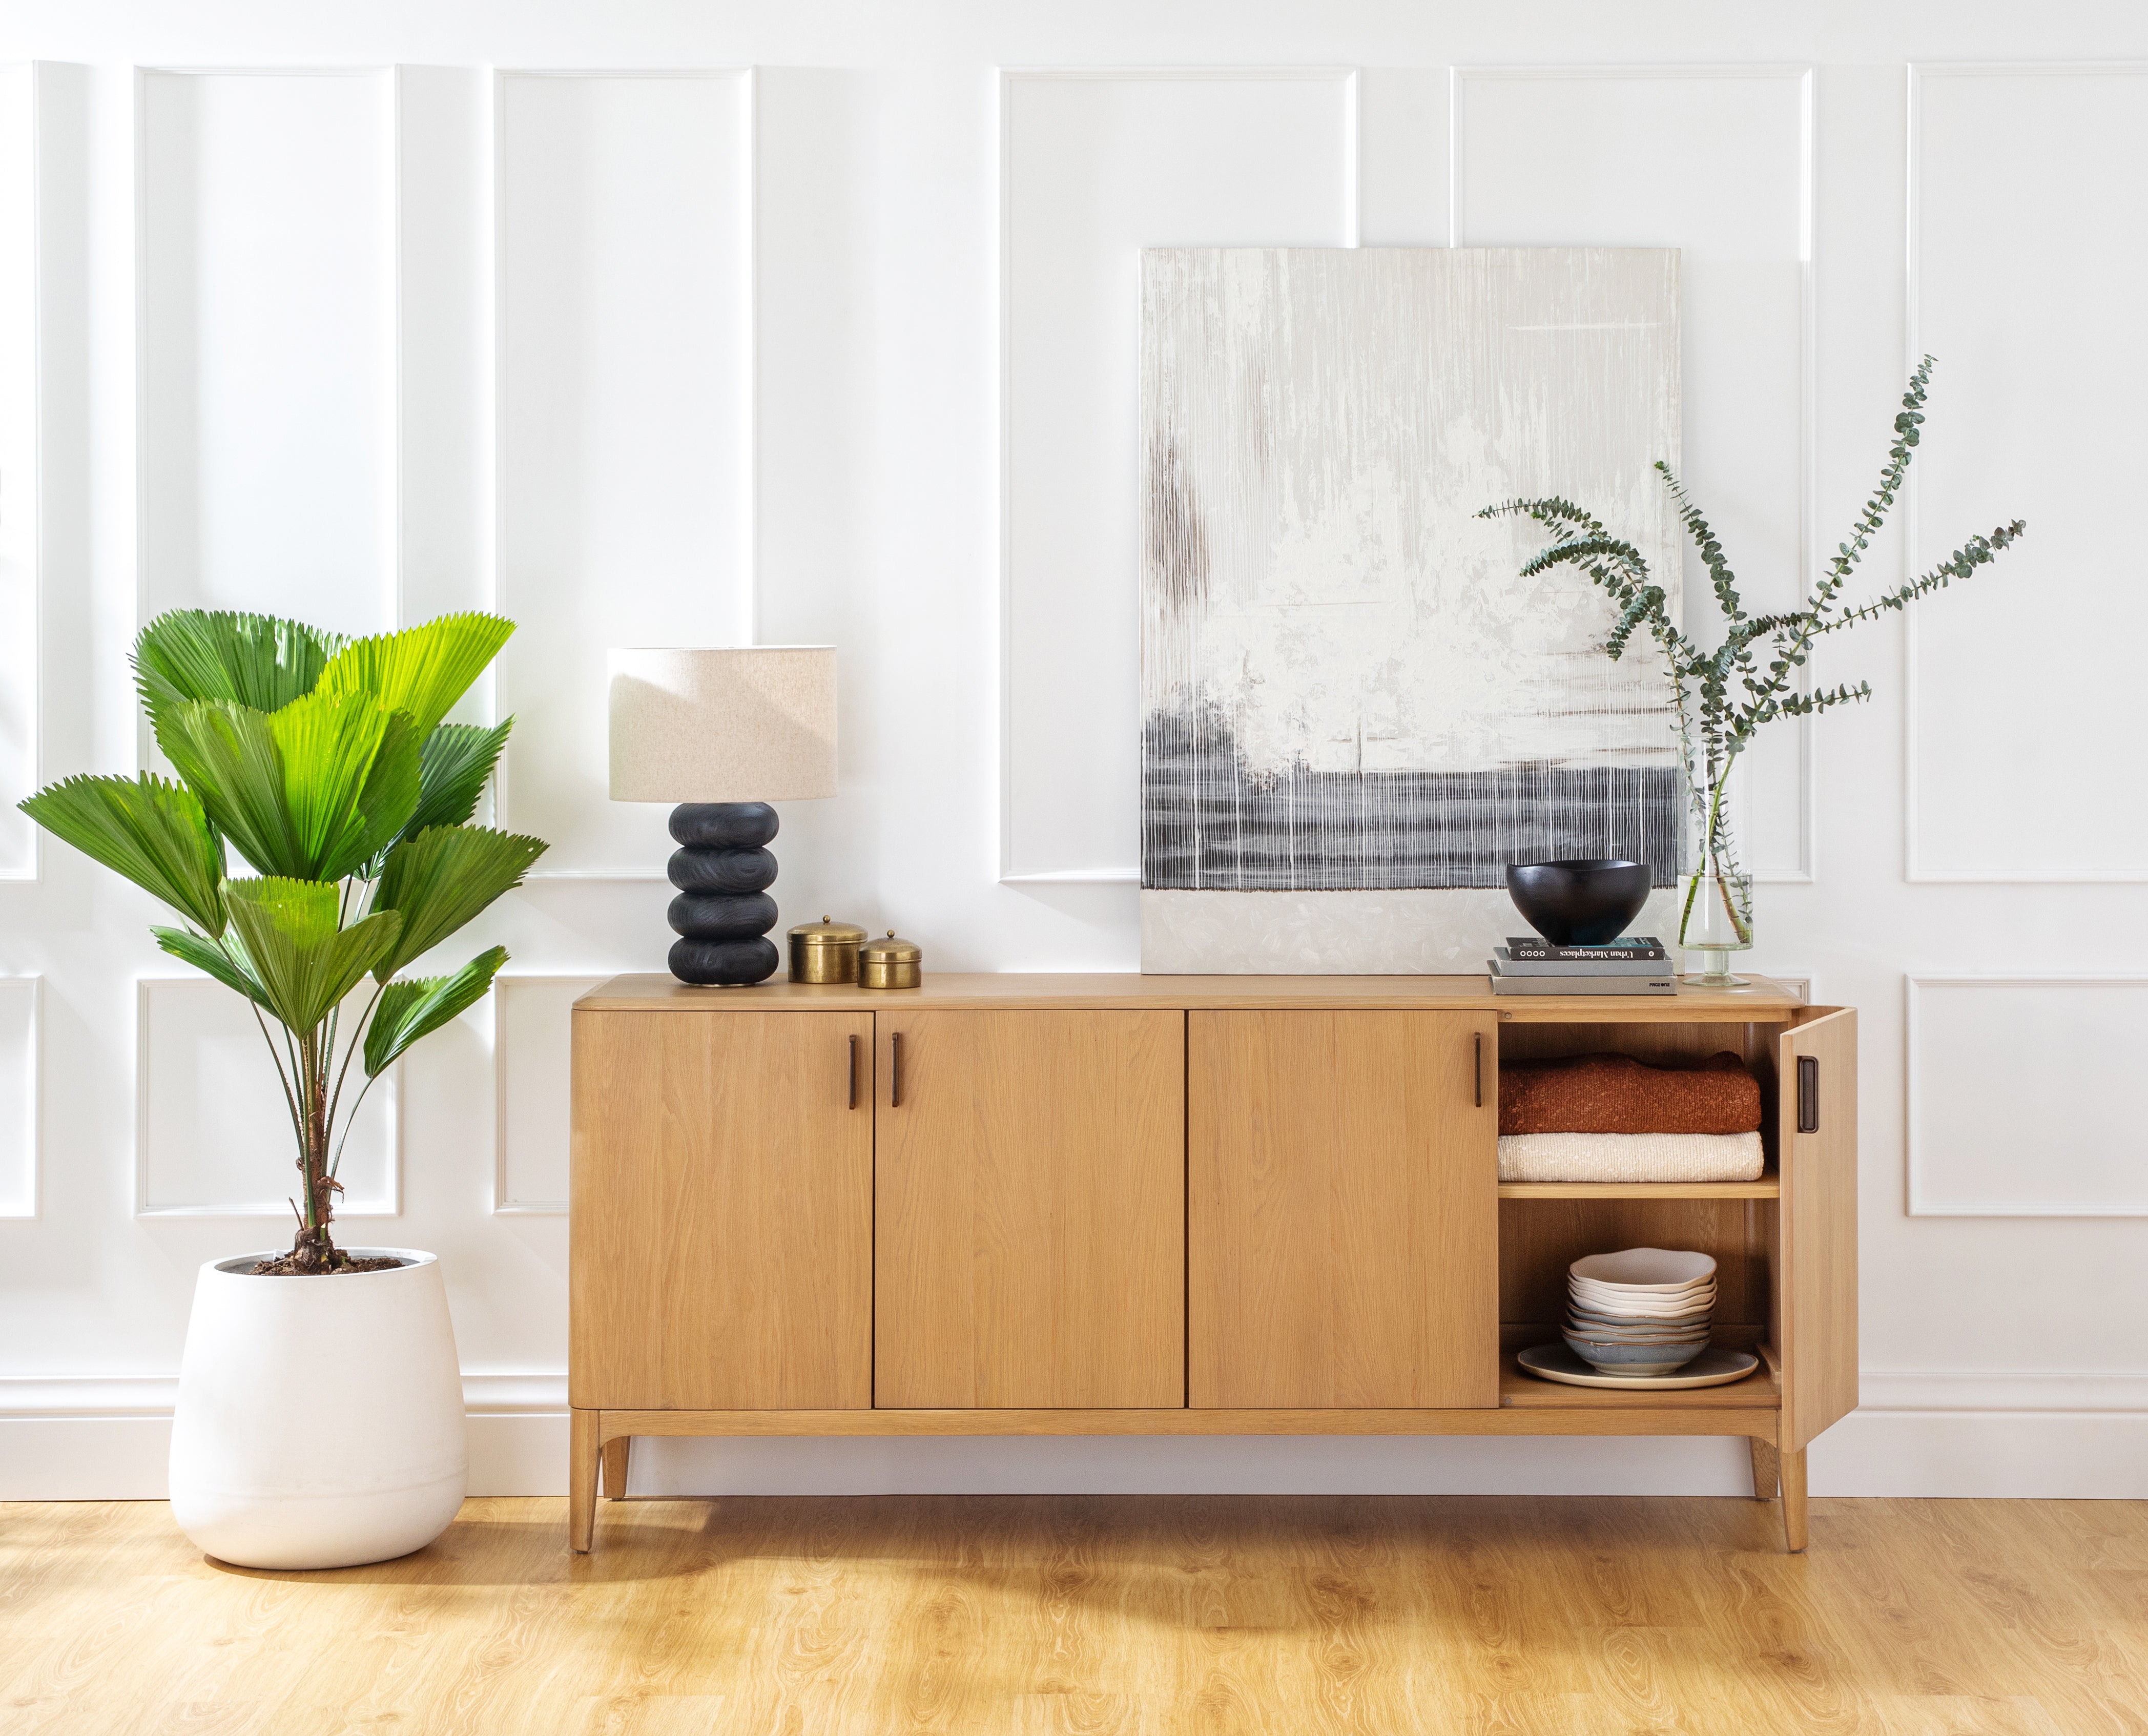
[21, 610, 545, 1272]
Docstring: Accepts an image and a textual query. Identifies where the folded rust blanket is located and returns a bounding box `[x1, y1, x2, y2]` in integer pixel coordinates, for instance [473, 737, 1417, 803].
[1499, 1050, 1762, 1135]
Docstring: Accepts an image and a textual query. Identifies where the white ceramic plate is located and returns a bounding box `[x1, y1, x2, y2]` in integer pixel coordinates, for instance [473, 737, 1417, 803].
[1569, 1281, 1716, 1311]
[1563, 1297, 1709, 1323]
[1517, 1343, 1761, 1391]
[1569, 1248, 1718, 1289]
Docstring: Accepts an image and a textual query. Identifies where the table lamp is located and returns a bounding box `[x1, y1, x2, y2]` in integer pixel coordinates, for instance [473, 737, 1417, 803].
[608, 646, 837, 986]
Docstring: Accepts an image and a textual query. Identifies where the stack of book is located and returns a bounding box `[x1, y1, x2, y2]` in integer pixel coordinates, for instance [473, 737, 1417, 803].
[1488, 936, 1676, 996]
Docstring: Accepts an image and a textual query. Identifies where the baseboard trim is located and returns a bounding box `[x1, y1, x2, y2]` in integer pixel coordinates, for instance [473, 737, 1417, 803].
[7, 1373, 2148, 1500]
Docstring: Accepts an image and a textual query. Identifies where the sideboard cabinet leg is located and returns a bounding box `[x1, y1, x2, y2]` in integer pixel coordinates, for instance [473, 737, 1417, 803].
[570, 1409, 602, 1553]
[1748, 1436, 1780, 1502]
[1780, 1445, 1809, 1553]
[602, 1435, 632, 1500]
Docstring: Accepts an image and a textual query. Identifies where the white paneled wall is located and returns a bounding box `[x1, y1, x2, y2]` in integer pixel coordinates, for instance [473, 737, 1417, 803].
[0, 65, 37, 878]
[999, 70, 1356, 882]
[136, 69, 397, 643]
[492, 975, 600, 1214]
[494, 69, 755, 878]
[1453, 67, 1814, 881]
[1907, 976, 2148, 1215]
[5, 3, 2148, 1501]
[135, 980, 397, 1218]
[1907, 65, 2148, 881]
[0, 977, 37, 1216]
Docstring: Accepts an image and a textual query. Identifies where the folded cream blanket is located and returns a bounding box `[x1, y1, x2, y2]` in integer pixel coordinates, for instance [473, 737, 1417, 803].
[1497, 1130, 1767, 1184]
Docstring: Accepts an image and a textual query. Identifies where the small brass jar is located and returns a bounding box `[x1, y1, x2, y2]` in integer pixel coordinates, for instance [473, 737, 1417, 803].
[859, 930, 922, 990]
[788, 915, 867, 984]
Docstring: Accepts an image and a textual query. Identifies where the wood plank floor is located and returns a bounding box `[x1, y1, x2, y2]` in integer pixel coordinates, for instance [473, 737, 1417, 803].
[3, 1494, 2143, 1733]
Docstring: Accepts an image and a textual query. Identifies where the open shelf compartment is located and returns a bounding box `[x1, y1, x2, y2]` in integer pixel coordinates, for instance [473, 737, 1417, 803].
[1496, 1014, 1794, 1409]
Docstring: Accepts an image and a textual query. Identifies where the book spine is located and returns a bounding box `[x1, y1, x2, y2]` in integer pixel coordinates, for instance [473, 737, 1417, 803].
[1506, 950, 1668, 964]
[1493, 955, 1668, 976]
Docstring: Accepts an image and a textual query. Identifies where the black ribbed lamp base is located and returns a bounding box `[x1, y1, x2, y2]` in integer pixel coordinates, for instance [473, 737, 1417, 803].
[666, 802, 780, 985]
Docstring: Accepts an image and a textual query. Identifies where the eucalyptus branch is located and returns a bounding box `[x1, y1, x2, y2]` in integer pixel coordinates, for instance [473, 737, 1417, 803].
[1479, 355, 2023, 895]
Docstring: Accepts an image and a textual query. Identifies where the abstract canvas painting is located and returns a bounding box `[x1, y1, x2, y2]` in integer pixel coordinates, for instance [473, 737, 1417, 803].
[1139, 247, 1685, 973]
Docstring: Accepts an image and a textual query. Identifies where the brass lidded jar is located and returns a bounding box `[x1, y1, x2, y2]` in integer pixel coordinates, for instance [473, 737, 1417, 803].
[788, 916, 867, 984]
[859, 930, 922, 990]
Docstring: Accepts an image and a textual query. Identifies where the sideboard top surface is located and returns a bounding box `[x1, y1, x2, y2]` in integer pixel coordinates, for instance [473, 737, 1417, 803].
[576, 972, 1810, 1021]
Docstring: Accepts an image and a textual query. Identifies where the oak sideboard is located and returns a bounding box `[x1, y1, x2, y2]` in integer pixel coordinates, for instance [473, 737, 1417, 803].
[568, 973, 1855, 1552]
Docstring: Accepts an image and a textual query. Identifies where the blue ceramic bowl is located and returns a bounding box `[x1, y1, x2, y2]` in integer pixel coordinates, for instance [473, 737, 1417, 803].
[1564, 1332, 1708, 1375]
[1505, 859, 1652, 947]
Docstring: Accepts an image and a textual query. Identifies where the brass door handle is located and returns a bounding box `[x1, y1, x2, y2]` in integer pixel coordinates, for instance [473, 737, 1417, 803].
[848, 1034, 860, 1110]
[891, 1031, 904, 1108]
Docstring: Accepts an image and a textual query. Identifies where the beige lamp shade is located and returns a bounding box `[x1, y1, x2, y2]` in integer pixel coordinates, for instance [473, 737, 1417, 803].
[607, 647, 837, 803]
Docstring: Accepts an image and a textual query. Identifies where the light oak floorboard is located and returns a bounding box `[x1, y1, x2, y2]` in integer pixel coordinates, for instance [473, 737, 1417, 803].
[2, 1495, 2140, 1734]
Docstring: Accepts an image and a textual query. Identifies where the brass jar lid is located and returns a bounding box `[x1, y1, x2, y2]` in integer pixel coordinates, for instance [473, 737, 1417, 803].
[859, 929, 921, 964]
[789, 915, 868, 947]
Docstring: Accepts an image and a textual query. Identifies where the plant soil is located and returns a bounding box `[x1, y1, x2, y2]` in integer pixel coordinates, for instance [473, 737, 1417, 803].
[250, 1252, 402, 1276]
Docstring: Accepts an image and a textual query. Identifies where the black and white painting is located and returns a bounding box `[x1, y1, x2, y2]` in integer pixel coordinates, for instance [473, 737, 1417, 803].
[1139, 247, 1686, 973]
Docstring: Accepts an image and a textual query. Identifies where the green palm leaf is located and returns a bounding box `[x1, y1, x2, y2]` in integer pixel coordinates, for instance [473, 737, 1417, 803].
[368, 825, 546, 979]
[223, 877, 402, 1034]
[19, 774, 226, 934]
[133, 610, 341, 734]
[314, 613, 515, 736]
[349, 710, 427, 872]
[152, 925, 268, 1007]
[155, 701, 305, 879]
[404, 719, 512, 840]
[261, 690, 394, 880]
[364, 945, 508, 1077]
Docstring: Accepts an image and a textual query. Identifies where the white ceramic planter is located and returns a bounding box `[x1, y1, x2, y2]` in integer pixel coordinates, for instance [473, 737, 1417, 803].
[169, 1249, 467, 1570]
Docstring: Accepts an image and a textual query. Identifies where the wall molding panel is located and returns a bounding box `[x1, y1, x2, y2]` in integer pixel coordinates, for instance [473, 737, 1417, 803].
[492, 68, 756, 880]
[134, 977, 400, 1219]
[1451, 63, 1817, 884]
[492, 974, 603, 1213]
[0, 65, 45, 880]
[134, 65, 401, 686]
[1906, 974, 2148, 1216]
[996, 67, 1359, 884]
[0, 975, 40, 1217]
[1905, 62, 2148, 881]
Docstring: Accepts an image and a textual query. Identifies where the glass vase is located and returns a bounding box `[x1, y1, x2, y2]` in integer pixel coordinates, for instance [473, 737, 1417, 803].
[1680, 753, 1755, 987]
[1678, 867, 1753, 986]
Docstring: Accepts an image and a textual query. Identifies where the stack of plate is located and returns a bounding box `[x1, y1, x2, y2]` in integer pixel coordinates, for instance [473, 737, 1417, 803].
[1564, 1248, 1717, 1377]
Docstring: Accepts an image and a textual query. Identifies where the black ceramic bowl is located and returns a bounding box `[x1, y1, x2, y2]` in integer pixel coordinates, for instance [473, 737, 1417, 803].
[1504, 858, 1651, 947]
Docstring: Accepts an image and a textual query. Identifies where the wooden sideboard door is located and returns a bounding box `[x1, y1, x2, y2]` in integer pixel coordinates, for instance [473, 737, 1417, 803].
[1777, 1006, 1858, 1454]
[570, 1009, 874, 1410]
[1189, 1010, 1499, 1409]
[874, 1010, 1185, 1409]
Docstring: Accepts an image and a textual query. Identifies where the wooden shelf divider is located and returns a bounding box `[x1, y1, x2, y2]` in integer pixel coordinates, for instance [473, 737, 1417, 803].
[1497, 1174, 1779, 1201]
